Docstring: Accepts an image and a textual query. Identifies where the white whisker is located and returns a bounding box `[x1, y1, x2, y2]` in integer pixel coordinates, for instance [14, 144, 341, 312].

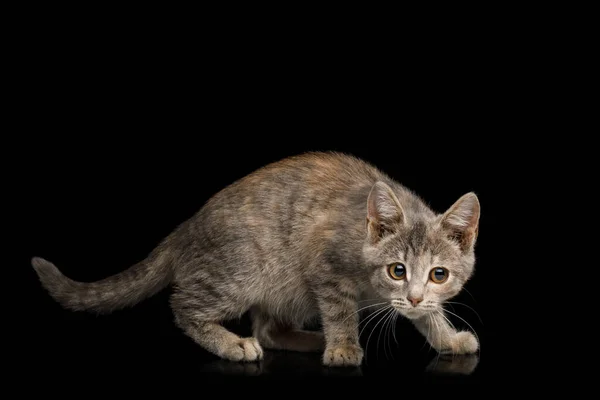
[443, 308, 481, 357]
[421, 313, 431, 350]
[378, 308, 396, 361]
[359, 306, 391, 366]
[436, 310, 457, 362]
[431, 313, 442, 370]
[392, 312, 399, 347]
[365, 308, 394, 363]
[386, 310, 398, 360]
[341, 302, 387, 324]
[357, 298, 385, 303]
[383, 313, 391, 361]
[358, 305, 392, 342]
[437, 310, 457, 332]
[376, 309, 391, 361]
[462, 287, 478, 304]
[445, 301, 483, 325]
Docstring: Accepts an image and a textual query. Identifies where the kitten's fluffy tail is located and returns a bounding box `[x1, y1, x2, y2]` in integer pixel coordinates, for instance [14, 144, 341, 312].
[31, 252, 174, 314]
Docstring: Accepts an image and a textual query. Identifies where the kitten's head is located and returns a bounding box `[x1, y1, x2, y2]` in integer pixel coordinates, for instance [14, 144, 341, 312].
[362, 181, 480, 320]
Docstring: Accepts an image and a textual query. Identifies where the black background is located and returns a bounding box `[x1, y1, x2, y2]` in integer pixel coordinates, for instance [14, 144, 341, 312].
[7, 8, 536, 392]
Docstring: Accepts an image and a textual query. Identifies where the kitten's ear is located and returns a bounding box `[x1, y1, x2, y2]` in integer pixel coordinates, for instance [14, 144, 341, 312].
[440, 192, 480, 253]
[366, 181, 405, 243]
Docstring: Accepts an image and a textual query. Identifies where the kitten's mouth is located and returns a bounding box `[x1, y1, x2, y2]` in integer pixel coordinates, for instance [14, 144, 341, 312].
[398, 308, 426, 320]
[391, 300, 435, 319]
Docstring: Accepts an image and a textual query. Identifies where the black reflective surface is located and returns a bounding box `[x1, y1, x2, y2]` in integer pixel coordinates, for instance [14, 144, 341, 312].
[198, 350, 480, 378]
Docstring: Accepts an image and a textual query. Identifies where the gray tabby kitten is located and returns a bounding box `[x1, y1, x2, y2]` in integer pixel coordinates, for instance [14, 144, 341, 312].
[32, 152, 480, 367]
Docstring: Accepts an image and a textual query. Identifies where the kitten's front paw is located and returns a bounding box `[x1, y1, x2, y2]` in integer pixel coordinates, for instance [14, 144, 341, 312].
[442, 331, 479, 355]
[219, 337, 264, 362]
[322, 344, 363, 367]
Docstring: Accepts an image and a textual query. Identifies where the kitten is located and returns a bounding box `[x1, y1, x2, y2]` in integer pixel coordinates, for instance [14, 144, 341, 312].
[32, 151, 480, 367]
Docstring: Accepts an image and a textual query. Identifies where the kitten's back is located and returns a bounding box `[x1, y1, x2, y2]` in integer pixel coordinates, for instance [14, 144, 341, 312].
[186, 152, 433, 281]
[199, 151, 432, 233]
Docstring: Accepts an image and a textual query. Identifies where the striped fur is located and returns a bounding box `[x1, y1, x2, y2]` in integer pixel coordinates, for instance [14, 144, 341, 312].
[32, 152, 480, 366]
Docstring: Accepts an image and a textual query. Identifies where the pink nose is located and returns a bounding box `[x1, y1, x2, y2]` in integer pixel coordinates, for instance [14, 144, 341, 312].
[407, 296, 423, 307]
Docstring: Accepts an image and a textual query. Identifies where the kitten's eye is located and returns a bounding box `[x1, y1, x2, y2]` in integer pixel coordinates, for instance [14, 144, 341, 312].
[388, 263, 406, 280]
[430, 267, 449, 283]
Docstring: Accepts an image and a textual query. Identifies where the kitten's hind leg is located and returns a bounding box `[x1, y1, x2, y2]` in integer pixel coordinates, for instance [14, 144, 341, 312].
[251, 308, 324, 353]
[171, 286, 263, 362]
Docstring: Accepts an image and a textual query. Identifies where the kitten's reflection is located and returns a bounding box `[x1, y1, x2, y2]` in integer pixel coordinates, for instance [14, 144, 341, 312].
[425, 353, 479, 376]
[201, 351, 479, 377]
[202, 359, 265, 376]
[200, 351, 362, 377]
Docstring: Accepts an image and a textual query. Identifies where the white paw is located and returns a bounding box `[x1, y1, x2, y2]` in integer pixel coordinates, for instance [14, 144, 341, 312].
[446, 331, 479, 355]
[322, 344, 363, 367]
[219, 337, 264, 362]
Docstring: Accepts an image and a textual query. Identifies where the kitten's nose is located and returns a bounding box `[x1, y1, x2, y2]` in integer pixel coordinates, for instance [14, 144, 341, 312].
[407, 296, 423, 307]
